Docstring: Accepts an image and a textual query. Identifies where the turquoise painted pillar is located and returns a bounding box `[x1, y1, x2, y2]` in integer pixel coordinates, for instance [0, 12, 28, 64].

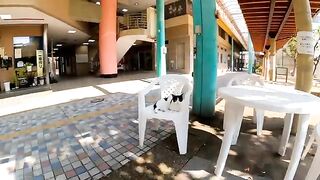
[248, 34, 254, 74]
[193, 0, 218, 117]
[231, 38, 234, 72]
[156, 0, 166, 77]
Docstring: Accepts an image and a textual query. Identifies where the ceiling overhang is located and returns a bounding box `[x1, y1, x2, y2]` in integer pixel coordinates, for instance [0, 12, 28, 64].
[0, 7, 90, 46]
[238, 0, 320, 51]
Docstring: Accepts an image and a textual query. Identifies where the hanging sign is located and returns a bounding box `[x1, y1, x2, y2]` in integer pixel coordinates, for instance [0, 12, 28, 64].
[297, 31, 314, 55]
[36, 50, 44, 77]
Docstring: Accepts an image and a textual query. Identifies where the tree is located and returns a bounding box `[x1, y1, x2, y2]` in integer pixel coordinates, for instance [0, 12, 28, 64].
[284, 37, 297, 76]
[284, 26, 320, 77]
[313, 26, 320, 76]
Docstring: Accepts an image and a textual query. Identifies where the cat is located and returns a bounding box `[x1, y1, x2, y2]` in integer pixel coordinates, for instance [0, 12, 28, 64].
[169, 94, 184, 112]
[153, 96, 171, 113]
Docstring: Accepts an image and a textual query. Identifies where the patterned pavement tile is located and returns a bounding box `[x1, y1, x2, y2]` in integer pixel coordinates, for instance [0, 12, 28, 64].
[0, 91, 174, 179]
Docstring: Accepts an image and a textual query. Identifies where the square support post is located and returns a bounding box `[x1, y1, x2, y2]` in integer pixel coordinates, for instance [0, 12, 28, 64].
[192, 0, 218, 117]
[248, 34, 254, 74]
[156, 0, 166, 77]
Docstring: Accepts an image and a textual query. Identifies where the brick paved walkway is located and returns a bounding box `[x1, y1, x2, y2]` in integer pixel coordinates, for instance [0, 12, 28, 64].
[0, 91, 174, 180]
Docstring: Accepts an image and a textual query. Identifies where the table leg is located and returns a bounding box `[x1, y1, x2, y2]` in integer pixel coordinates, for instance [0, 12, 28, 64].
[215, 101, 244, 177]
[253, 108, 264, 136]
[284, 114, 310, 180]
[278, 113, 294, 156]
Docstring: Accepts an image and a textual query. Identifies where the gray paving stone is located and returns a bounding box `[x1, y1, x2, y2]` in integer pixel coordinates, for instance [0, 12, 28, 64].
[78, 172, 90, 180]
[88, 167, 100, 176]
[72, 161, 82, 169]
[63, 164, 73, 172]
[56, 174, 67, 180]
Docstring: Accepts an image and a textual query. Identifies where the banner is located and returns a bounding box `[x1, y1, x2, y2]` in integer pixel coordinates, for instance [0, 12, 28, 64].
[36, 50, 44, 77]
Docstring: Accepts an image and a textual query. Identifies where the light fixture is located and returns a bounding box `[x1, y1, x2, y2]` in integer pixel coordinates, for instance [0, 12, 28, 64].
[53, 48, 58, 51]
[88, 39, 95, 43]
[68, 30, 76, 34]
[96, 1, 100, 5]
[122, 8, 128, 12]
[56, 44, 63, 47]
[133, 43, 137, 46]
[134, 2, 139, 6]
[0, 14, 12, 20]
[83, 42, 89, 45]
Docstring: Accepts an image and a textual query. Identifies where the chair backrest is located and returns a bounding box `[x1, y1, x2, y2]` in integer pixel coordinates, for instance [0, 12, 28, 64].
[158, 75, 192, 111]
[227, 73, 264, 87]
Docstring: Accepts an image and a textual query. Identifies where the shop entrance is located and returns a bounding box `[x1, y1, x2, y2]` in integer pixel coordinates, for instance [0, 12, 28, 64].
[120, 42, 154, 71]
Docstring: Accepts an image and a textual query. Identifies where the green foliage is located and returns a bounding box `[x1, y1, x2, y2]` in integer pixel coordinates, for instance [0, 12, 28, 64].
[284, 37, 297, 59]
[25, 62, 33, 67]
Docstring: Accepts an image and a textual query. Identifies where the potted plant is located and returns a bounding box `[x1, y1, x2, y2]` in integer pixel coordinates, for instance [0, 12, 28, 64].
[25, 62, 33, 72]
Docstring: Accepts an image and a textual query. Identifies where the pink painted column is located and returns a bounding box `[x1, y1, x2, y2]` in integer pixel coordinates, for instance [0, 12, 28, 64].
[99, 0, 117, 77]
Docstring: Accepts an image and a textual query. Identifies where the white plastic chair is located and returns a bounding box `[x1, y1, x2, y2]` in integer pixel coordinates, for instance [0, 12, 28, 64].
[302, 124, 320, 180]
[138, 74, 193, 155]
[224, 73, 265, 136]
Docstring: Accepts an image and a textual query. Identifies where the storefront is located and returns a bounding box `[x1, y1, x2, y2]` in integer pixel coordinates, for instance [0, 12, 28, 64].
[0, 24, 49, 93]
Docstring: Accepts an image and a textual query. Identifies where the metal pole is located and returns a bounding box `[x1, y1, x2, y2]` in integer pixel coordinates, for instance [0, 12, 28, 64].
[156, 0, 166, 77]
[192, 0, 218, 117]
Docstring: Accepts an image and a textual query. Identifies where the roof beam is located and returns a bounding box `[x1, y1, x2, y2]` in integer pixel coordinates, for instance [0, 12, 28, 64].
[263, 0, 276, 50]
[275, 0, 294, 40]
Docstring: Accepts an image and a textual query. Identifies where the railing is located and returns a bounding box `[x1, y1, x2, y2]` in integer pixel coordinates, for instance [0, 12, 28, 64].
[119, 12, 147, 31]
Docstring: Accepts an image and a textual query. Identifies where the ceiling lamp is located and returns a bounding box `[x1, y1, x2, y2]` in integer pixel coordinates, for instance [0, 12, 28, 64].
[0, 14, 12, 20]
[122, 8, 128, 12]
[56, 44, 63, 47]
[53, 48, 58, 51]
[83, 42, 89, 45]
[68, 30, 76, 34]
[96, 1, 100, 5]
[88, 39, 95, 43]
[134, 2, 139, 6]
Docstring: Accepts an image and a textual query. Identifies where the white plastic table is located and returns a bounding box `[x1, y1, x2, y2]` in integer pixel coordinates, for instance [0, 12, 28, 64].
[215, 85, 320, 180]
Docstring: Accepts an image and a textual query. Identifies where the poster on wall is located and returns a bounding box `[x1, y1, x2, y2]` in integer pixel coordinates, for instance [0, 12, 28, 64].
[15, 48, 22, 59]
[36, 50, 44, 77]
[297, 31, 314, 55]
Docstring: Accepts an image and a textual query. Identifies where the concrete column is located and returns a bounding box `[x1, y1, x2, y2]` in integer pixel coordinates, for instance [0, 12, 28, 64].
[265, 50, 270, 80]
[43, 24, 50, 85]
[291, 0, 314, 135]
[269, 38, 276, 81]
[99, 0, 117, 77]
[261, 55, 265, 76]
[293, 0, 313, 92]
[156, 0, 166, 77]
[231, 38, 234, 72]
[193, 0, 218, 117]
[248, 34, 254, 74]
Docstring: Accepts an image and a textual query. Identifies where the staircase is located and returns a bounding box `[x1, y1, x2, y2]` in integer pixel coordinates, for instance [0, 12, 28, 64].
[116, 8, 156, 63]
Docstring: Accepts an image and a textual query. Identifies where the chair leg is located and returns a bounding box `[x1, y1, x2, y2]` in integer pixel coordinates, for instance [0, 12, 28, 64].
[302, 130, 316, 160]
[253, 109, 264, 136]
[305, 141, 320, 180]
[139, 116, 147, 147]
[174, 120, 189, 155]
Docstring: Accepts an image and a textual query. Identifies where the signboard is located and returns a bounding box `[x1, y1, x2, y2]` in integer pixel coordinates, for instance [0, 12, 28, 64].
[15, 48, 22, 58]
[36, 50, 44, 77]
[165, 0, 187, 19]
[297, 31, 314, 55]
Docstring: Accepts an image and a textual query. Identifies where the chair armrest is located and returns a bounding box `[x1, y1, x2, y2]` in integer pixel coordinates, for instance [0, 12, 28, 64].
[181, 82, 193, 112]
[138, 78, 160, 118]
[139, 78, 160, 96]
